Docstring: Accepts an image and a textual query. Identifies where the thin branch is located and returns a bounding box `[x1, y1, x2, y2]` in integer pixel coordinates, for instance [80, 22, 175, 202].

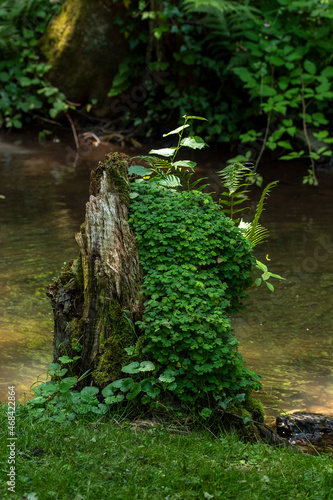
[301, 79, 318, 186]
[66, 112, 80, 152]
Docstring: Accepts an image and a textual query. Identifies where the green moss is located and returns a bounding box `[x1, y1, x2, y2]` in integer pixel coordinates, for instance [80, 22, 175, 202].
[244, 397, 265, 423]
[39, 0, 82, 63]
[134, 335, 147, 361]
[93, 299, 133, 386]
[219, 398, 265, 441]
[89, 153, 131, 206]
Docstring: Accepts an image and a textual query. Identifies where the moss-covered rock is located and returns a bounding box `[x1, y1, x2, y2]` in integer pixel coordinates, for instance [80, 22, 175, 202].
[219, 398, 266, 441]
[38, 0, 132, 115]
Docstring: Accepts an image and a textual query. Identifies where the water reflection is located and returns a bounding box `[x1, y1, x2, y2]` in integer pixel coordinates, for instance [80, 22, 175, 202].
[234, 179, 333, 419]
[0, 135, 332, 421]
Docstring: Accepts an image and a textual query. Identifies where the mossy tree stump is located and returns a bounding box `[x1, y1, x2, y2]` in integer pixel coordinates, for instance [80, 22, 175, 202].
[47, 153, 144, 387]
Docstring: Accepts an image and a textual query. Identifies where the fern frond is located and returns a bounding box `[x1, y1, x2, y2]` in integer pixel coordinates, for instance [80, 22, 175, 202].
[247, 181, 278, 243]
[146, 156, 172, 169]
[218, 163, 253, 194]
[136, 155, 171, 171]
[184, 0, 257, 17]
[158, 175, 181, 188]
[239, 220, 270, 246]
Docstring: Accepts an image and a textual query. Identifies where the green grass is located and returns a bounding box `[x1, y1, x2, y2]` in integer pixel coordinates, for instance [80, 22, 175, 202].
[1, 405, 333, 500]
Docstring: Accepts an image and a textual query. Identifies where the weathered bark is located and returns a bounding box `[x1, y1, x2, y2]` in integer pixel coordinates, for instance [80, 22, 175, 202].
[47, 153, 144, 386]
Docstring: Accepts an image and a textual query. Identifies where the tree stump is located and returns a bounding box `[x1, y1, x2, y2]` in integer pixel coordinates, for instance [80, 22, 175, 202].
[46, 153, 144, 387]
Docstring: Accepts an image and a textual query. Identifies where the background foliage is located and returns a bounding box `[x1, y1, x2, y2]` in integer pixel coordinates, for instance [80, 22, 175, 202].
[0, 0, 67, 128]
[2, 0, 333, 181]
[111, 0, 333, 180]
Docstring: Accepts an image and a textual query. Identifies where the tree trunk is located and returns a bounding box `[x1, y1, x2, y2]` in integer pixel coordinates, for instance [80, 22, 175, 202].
[46, 152, 144, 387]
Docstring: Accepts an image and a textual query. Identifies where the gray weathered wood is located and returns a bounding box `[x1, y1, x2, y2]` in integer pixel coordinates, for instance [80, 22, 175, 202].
[47, 152, 144, 386]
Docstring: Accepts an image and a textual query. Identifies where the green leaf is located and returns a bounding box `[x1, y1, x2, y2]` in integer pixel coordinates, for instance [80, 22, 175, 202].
[148, 148, 176, 157]
[313, 130, 329, 139]
[158, 175, 181, 188]
[138, 361, 155, 372]
[122, 362, 140, 374]
[126, 382, 142, 400]
[180, 136, 208, 150]
[80, 386, 99, 396]
[277, 77, 289, 91]
[101, 384, 115, 398]
[258, 85, 277, 97]
[33, 382, 57, 396]
[268, 56, 285, 66]
[128, 165, 152, 177]
[59, 377, 78, 393]
[18, 76, 33, 87]
[0, 72, 10, 82]
[316, 81, 331, 94]
[321, 66, 333, 77]
[303, 60, 316, 75]
[277, 141, 293, 150]
[58, 355, 74, 364]
[113, 378, 134, 392]
[266, 282, 274, 292]
[233, 67, 256, 86]
[256, 260, 268, 273]
[200, 408, 213, 419]
[105, 394, 124, 404]
[172, 160, 196, 169]
[280, 150, 304, 160]
[186, 115, 208, 121]
[163, 124, 189, 137]
[159, 369, 176, 383]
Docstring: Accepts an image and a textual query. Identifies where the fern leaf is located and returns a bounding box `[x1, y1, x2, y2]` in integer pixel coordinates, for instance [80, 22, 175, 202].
[158, 175, 181, 188]
[218, 163, 253, 194]
[247, 181, 278, 243]
[239, 220, 269, 246]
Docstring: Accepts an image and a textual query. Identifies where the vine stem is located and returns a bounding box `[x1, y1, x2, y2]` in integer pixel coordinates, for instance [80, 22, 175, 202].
[254, 66, 275, 174]
[253, 110, 272, 174]
[172, 115, 189, 163]
[301, 80, 318, 186]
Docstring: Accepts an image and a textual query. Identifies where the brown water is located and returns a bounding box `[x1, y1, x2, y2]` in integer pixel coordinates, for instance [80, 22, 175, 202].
[233, 175, 333, 420]
[0, 134, 332, 421]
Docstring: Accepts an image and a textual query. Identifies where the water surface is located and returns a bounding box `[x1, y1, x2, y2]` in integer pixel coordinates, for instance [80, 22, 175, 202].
[0, 134, 125, 402]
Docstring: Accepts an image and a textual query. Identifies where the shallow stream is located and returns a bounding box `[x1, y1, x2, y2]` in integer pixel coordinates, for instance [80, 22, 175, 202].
[0, 133, 332, 420]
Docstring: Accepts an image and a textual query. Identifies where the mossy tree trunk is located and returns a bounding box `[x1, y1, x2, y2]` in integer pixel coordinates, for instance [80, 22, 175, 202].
[47, 153, 144, 387]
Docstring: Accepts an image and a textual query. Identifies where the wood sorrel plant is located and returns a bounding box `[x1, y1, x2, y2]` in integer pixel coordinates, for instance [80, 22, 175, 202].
[124, 116, 282, 410]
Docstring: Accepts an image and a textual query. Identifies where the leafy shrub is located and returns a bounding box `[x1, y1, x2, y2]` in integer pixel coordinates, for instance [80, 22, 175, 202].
[128, 181, 261, 407]
[0, 0, 67, 128]
[109, 0, 333, 183]
[184, 0, 333, 182]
